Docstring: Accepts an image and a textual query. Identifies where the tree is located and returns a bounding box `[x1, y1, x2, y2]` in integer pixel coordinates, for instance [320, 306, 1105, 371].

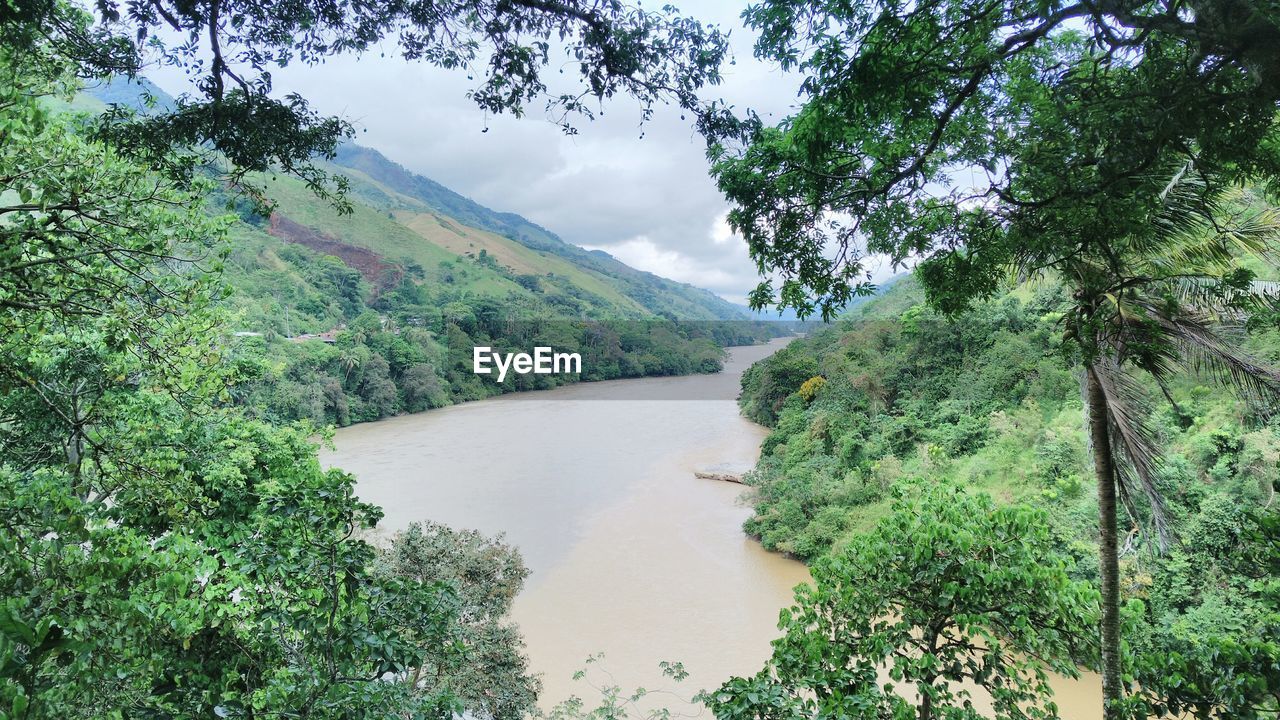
[1122, 508, 1280, 718]
[514, 274, 543, 292]
[738, 343, 820, 424]
[401, 363, 448, 412]
[706, 481, 1098, 720]
[355, 352, 399, 419]
[1042, 178, 1280, 718]
[379, 522, 540, 720]
[0, 44, 231, 497]
[706, 0, 1280, 318]
[0, 45, 501, 719]
[5, 0, 728, 209]
[704, 3, 1280, 716]
[337, 344, 366, 381]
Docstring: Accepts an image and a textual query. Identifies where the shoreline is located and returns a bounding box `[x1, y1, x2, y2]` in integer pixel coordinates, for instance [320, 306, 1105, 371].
[319, 335, 797, 432]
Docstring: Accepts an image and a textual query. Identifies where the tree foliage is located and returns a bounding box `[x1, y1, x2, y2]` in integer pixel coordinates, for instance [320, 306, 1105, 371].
[379, 522, 540, 720]
[0, 42, 532, 720]
[706, 0, 1280, 318]
[5, 0, 728, 208]
[708, 3, 1280, 715]
[708, 482, 1097, 720]
[737, 278, 1280, 717]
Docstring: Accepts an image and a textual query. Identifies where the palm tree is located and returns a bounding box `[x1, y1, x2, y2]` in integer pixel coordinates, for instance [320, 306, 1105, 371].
[338, 345, 364, 382]
[1020, 172, 1280, 718]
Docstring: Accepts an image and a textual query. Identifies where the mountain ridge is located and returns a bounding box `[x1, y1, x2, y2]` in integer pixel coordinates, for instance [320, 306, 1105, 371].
[84, 79, 748, 322]
[326, 142, 746, 320]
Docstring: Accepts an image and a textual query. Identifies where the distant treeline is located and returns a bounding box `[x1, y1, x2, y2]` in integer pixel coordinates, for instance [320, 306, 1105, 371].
[234, 305, 789, 426]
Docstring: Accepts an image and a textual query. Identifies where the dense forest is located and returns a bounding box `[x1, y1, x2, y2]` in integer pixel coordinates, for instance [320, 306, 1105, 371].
[729, 274, 1280, 717]
[235, 311, 776, 426]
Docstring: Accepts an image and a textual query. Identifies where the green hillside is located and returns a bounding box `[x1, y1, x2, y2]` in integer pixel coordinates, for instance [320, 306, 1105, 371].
[79, 79, 784, 428]
[740, 274, 1280, 554]
[84, 79, 748, 325]
[215, 162, 744, 333]
[734, 272, 1280, 714]
[329, 143, 750, 320]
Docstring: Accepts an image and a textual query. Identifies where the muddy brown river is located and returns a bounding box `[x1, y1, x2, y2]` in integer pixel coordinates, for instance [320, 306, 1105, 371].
[323, 338, 1102, 718]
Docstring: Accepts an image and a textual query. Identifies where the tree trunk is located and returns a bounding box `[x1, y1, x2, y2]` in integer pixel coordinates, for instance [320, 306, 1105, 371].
[1087, 365, 1124, 719]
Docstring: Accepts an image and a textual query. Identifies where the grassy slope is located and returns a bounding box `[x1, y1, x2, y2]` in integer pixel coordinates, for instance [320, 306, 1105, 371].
[328, 143, 748, 320]
[323, 160, 650, 312]
[396, 211, 647, 310]
[80, 80, 749, 325]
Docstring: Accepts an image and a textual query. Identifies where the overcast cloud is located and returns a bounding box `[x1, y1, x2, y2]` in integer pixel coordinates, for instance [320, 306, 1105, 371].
[150, 0, 894, 303]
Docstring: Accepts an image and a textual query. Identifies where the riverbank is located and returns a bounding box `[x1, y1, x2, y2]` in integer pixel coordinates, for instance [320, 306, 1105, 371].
[251, 325, 792, 430]
[322, 335, 1103, 717]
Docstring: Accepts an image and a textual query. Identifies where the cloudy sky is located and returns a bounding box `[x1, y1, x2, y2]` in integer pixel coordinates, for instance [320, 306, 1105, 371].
[150, 0, 894, 303]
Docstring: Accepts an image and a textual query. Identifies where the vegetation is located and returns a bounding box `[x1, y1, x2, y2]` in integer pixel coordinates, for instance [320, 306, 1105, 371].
[705, 0, 1280, 320]
[734, 276, 1280, 717]
[1016, 171, 1280, 717]
[5, 0, 728, 209]
[236, 313, 768, 427]
[0, 48, 465, 717]
[0, 4, 734, 717]
[705, 1, 1280, 716]
[379, 523, 540, 720]
[68, 79, 786, 429]
[8, 0, 1280, 717]
[710, 482, 1097, 720]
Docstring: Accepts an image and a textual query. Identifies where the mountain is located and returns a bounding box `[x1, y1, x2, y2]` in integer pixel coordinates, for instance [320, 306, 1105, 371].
[732, 304, 808, 322]
[731, 274, 905, 322]
[326, 143, 747, 320]
[79, 79, 781, 428]
[83, 80, 749, 328]
[82, 75, 175, 111]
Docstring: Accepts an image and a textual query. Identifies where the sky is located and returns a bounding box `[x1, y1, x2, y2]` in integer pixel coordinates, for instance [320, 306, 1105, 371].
[148, 0, 897, 304]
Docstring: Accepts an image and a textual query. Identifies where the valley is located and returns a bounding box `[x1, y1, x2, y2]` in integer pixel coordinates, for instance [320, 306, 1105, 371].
[8, 4, 1280, 717]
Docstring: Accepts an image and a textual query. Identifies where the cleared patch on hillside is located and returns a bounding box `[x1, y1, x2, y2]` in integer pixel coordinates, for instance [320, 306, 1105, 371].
[397, 210, 644, 311]
[398, 211, 541, 273]
[269, 214, 404, 290]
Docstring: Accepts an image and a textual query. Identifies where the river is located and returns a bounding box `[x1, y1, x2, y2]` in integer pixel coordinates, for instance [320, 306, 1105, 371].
[323, 338, 1102, 718]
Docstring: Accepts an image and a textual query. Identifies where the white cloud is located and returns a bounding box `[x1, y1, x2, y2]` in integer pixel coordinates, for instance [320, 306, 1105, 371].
[585, 233, 760, 302]
[710, 211, 736, 246]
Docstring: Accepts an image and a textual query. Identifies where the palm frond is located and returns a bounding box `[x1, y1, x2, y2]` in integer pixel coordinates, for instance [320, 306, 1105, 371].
[1162, 277, 1280, 319]
[1114, 462, 1159, 554]
[1093, 359, 1173, 553]
[1136, 301, 1280, 413]
[1112, 463, 1145, 546]
[1146, 171, 1217, 257]
[1145, 178, 1280, 275]
[1210, 190, 1280, 257]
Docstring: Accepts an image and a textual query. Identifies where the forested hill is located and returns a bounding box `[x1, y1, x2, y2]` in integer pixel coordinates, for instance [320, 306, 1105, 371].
[73, 80, 779, 428]
[740, 273, 1280, 557]
[734, 272, 1280, 709]
[85, 80, 748, 324]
